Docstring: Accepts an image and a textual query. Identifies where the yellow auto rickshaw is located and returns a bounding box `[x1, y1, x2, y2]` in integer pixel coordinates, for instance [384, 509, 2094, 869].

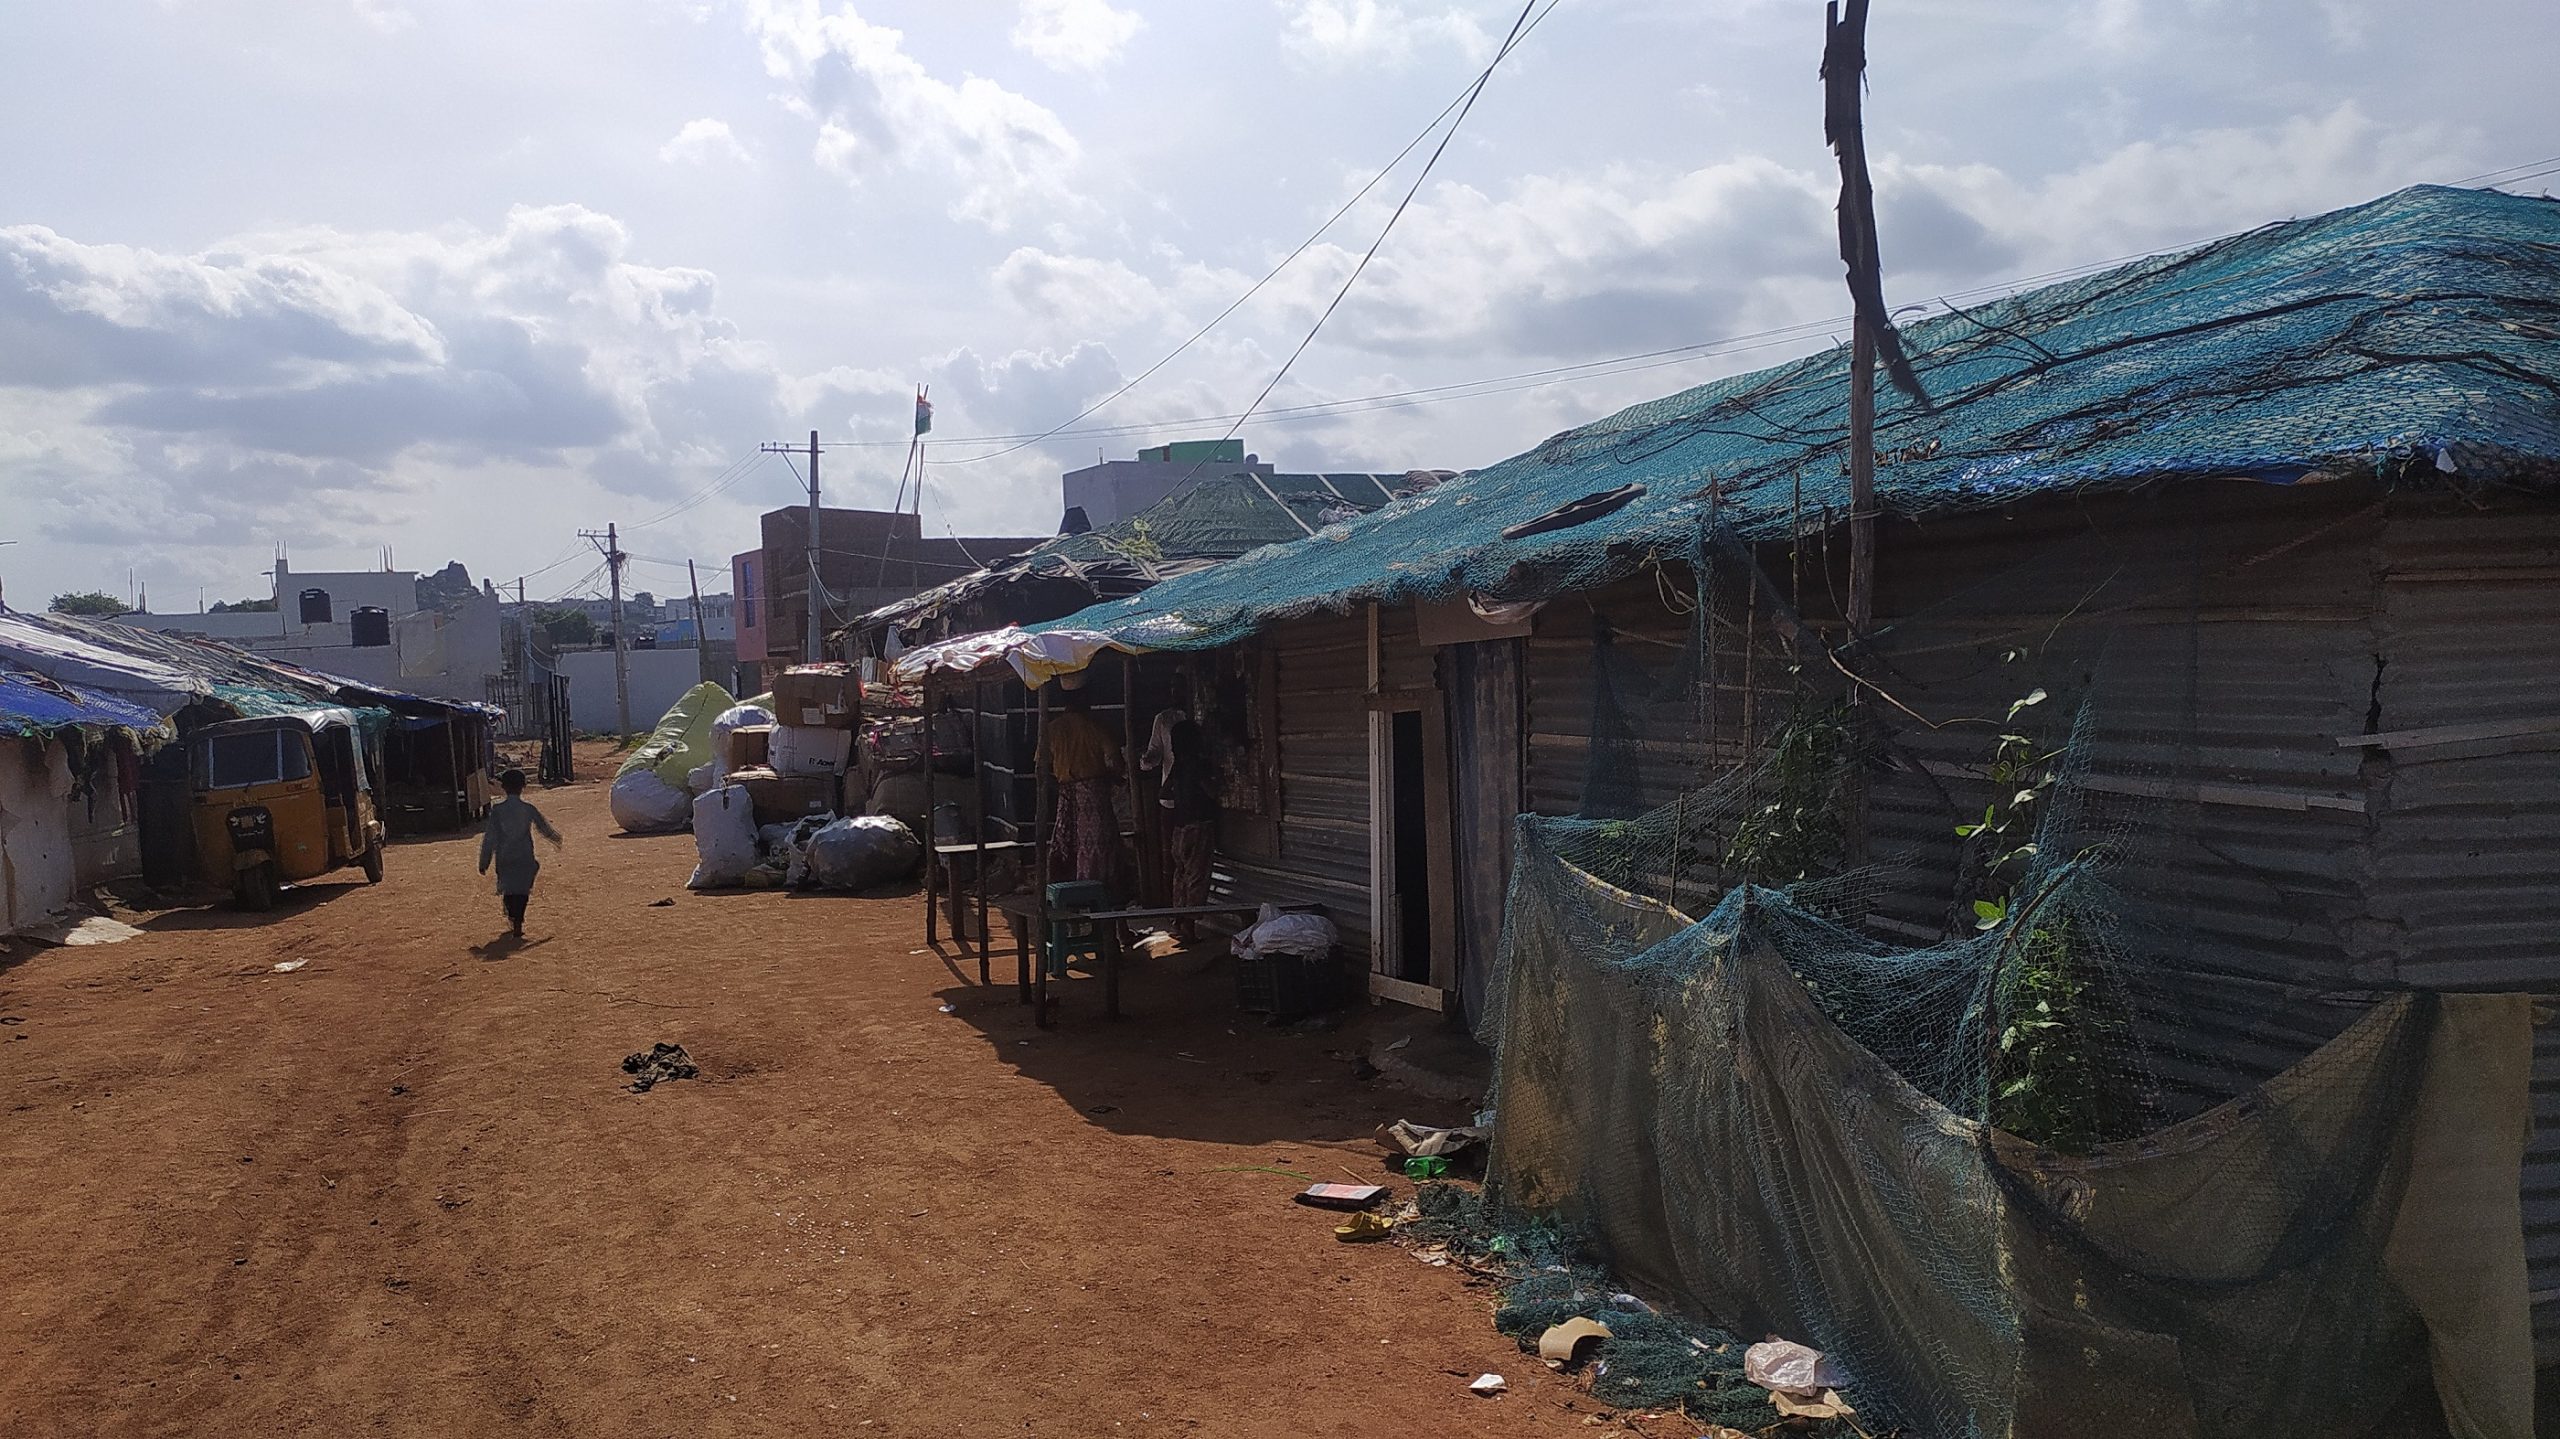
[188, 709, 387, 910]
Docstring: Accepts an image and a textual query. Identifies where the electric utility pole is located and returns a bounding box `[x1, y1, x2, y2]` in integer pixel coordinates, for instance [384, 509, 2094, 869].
[687, 558, 711, 685]
[759, 430, 825, 664]
[581, 523, 632, 735]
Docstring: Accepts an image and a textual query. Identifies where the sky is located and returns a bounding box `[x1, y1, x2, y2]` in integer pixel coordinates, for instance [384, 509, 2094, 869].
[1, 0, 2553, 611]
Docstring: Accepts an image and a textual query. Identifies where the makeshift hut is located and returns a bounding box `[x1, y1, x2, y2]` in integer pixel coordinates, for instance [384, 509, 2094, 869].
[0, 665, 169, 934]
[0, 611, 502, 891]
[899, 184, 2560, 1430]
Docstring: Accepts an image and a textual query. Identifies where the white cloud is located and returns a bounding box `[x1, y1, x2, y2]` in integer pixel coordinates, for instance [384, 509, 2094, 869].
[0, 204, 823, 583]
[349, 0, 416, 34]
[658, 117, 754, 166]
[1277, 0, 1489, 68]
[742, 0, 1084, 229]
[1012, 0, 1145, 72]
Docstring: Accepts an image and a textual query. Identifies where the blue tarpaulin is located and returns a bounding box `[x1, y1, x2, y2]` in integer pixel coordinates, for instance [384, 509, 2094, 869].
[0, 665, 168, 739]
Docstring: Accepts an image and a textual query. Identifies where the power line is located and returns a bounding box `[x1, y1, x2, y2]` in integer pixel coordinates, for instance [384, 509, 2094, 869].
[929, 0, 1569, 468]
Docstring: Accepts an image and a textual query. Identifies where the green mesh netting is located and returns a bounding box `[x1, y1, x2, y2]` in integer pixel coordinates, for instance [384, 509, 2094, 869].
[1477, 758, 2530, 1438]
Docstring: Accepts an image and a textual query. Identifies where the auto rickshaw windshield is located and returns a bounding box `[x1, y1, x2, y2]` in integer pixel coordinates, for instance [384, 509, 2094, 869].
[198, 729, 314, 790]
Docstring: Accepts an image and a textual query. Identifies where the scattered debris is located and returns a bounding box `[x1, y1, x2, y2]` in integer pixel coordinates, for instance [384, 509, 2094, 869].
[1385, 1035, 1412, 1051]
[272, 959, 309, 973]
[26, 915, 144, 947]
[1403, 1155, 1451, 1180]
[1294, 1182, 1386, 1211]
[621, 1042, 700, 1092]
[1083, 1104, 1118, 1115]
[1469, 1373, 1508, 1397]
[1134, 929, 1180, 959]
[1334, 1211, 1394, 1243]
[1378, 1117, 1487, 1161]
[1772, 1389, 1857, 1421]
[937, 1003, 956, 1014]
[1539, 1317, 1614, 1365]
[648, 898, 676, 908]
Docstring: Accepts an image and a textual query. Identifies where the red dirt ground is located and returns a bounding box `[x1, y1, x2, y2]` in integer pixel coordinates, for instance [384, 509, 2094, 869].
[0, 747, 1613, 1437]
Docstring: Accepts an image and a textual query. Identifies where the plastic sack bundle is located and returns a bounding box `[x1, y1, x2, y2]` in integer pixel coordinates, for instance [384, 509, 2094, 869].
[1233, 903, 1340, 961]
[687, 785, 759, 889]
[805, 815, 922, 890]
[609, 681, 734, 832]
[707, 702, 775, 788]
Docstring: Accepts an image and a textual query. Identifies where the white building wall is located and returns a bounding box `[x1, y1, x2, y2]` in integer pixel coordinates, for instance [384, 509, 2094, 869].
[561, 648, 711, 733]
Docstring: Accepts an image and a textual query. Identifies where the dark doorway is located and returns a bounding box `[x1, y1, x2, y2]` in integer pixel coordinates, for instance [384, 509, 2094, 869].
[1390, 709, 1432, 983]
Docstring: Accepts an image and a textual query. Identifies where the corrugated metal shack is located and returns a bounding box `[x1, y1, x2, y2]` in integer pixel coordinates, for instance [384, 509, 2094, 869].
[923, 183, 2560, 1353]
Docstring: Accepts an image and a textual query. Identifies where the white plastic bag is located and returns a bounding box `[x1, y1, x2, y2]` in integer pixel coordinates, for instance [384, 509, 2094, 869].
[686, 786, 760, 889]
[1233, 903, 1340, 961]
[1742, 1339, 1846, 1397]
[608, 767, 693, 834]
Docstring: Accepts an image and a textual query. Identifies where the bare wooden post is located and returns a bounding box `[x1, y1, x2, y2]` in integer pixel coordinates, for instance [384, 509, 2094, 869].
[922, 668, 939, 945]
[1032, 681, 1054, 1022]
[972, 678, 991, 984]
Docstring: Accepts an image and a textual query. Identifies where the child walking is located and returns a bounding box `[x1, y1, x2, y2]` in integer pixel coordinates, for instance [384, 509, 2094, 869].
[479, 768, 563, 939]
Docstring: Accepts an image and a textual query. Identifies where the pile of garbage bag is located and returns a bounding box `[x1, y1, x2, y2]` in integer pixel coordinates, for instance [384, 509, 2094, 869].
[609, 682, 734, 833]
[686, 791, 920, 892]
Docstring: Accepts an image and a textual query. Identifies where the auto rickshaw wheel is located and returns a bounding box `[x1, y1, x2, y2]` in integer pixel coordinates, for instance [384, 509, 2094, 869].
[361, 839, 385, 885]
[235, 863, 279, 912]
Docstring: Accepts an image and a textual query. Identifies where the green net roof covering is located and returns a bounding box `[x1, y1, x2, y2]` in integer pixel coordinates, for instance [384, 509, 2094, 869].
[1033, 185, 2560, 653]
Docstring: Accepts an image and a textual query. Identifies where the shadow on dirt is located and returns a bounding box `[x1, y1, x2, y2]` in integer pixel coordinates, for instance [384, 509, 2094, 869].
[923, 938, 1487, 1153]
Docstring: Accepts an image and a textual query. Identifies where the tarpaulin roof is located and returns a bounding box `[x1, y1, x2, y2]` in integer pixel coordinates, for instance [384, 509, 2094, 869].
[0, 611, 492, 731]
[1026, 184, 2560, 657]
[853, 470, 1416, 636]
[0, 664, 171, 740]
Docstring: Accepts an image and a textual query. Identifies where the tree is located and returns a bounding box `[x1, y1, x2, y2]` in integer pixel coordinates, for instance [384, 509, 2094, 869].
[527, 606, 594, 647]
[208, 597, 278, 614]
[49, 591, 130, 617]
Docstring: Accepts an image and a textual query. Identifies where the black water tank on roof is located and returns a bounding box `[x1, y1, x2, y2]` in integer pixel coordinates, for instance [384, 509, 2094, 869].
[350, 606, 392, 648]
[299, 588, 332, 624]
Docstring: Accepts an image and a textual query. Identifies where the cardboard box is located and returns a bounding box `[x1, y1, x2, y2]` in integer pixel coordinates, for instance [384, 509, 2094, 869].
[768, 723, 854, 778]
[772, 664, 860, 730]
[724, 724, 773, 772]
[728, 768, 839, 826]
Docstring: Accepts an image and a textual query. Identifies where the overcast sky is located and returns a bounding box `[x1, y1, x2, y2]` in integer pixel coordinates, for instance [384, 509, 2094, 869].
[1, 0, 2552, 609]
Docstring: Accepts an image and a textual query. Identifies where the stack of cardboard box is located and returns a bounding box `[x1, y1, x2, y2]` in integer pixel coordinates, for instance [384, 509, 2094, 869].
[725, 665, 860, 825]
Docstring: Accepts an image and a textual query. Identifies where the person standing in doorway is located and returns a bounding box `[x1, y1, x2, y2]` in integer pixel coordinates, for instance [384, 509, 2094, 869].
[479, 768, 562, 939]
[1041, 681, 1122, 887]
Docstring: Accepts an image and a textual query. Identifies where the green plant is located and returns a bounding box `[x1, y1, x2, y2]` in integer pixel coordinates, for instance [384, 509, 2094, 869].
[1990, 910, 2120, 1154]
[49, 591, 130, 617]
[1724, 698, 1850, 887]
[1953, 686, 2055, 923]
[1957, 684, 2128, 1153]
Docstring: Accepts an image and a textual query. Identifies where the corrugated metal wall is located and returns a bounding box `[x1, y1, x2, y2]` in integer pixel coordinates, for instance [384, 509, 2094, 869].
[2369, 501, 2560, 1356]
[1215, 613, 1377, 956]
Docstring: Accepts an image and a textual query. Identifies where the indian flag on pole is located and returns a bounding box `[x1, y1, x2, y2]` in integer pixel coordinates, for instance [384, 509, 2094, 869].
[914, 389, 933, 436]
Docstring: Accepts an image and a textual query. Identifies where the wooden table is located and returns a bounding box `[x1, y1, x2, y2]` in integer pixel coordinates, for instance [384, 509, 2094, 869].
[930, 839, 1029, 983]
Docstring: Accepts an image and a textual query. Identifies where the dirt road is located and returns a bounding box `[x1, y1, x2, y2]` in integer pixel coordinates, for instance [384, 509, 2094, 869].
[0, 755, 1589, 1436]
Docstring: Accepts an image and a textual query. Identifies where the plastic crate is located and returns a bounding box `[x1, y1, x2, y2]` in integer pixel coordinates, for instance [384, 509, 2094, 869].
[1045, 879, 1112, 912]
[1237, 949, 1345, 1020]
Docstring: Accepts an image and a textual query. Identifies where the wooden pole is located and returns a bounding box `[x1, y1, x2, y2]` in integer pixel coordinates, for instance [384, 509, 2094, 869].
[1032, 681, 1054, 1022]
[922, 669, 940, 945]
[973, 678, 990, 984]
[687, 559, 712, 686]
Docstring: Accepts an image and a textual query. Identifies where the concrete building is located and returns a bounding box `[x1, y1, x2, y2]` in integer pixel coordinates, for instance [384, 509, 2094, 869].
[733, 509, 1040, 681]
[1060, 439, 1275, 530]
[122, 557, 506, 707]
